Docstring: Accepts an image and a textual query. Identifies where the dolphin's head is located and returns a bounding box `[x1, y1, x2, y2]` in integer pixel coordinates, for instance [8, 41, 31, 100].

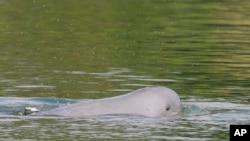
[158, 87, 181, 117]
[161, 87, 181, 116]
[140, 87, 181, 117]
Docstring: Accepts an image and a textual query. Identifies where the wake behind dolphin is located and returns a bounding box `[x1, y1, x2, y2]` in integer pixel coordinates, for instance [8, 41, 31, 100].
[34, 87, 181, 118]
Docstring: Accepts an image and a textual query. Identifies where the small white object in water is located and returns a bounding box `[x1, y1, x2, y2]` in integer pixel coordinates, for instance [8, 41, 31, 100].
[24, 107, 39, 115]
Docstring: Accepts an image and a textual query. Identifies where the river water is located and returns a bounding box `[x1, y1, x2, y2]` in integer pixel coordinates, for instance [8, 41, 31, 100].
[0, 0, 250, 140]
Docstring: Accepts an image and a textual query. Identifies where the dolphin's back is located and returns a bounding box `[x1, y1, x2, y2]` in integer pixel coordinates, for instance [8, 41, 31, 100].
[37, 87, 181, 117]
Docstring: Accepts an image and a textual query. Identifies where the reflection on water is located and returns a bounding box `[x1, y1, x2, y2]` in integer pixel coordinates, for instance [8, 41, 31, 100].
[1, 0, 250, 140]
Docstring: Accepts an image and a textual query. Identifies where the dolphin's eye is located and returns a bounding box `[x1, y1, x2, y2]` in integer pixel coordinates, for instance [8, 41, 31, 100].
[166, 106, 171, 111]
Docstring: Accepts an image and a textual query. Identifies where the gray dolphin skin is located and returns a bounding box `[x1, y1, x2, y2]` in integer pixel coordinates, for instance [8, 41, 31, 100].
[36, 87, 181, 118]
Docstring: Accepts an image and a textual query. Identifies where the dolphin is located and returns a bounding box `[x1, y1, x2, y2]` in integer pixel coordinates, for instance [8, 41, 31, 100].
[35, 86, 181, 118]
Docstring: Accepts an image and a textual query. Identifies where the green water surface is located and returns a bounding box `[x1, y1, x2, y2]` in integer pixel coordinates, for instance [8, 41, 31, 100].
[0, 0, 250, 140]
